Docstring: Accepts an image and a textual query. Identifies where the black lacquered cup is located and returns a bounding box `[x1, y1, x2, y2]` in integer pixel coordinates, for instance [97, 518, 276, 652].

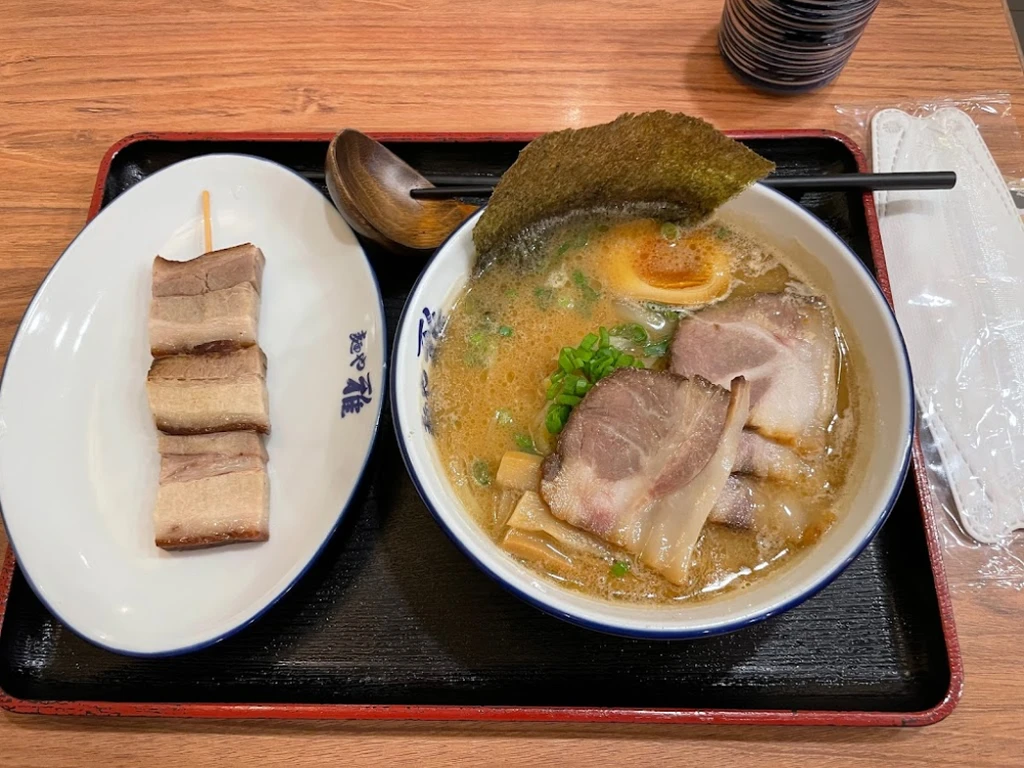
[719, 0, 881, 93]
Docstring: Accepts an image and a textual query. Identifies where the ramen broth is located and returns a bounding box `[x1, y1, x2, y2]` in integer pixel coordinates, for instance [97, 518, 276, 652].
[428, 216, 859, 604]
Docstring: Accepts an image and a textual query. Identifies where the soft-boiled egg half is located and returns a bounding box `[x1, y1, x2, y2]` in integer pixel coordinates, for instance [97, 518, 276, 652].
[597, 219, 731, 306]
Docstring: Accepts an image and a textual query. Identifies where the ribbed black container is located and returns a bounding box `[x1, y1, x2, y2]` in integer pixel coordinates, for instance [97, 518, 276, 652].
[719, 0, 881, 93]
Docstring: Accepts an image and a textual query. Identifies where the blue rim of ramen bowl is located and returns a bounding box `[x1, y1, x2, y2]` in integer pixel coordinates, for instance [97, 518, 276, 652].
[391, 186, 913, 639]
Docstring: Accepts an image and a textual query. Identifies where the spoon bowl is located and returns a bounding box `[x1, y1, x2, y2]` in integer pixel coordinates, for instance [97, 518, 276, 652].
[325, 130, 477, 254]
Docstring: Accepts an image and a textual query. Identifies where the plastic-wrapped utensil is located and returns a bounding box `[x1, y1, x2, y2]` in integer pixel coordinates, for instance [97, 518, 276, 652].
[872, 107, 1024, 548]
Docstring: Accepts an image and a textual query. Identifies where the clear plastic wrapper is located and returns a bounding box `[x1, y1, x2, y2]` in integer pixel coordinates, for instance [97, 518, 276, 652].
[834, 95, 1024, 590]
[835, 94, 1024, 188]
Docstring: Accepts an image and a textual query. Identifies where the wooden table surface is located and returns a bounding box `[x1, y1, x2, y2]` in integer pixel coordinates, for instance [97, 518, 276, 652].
[3, 0, 1024, 765]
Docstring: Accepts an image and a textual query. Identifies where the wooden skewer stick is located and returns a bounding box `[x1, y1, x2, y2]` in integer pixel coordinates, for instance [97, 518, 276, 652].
[201, 190, 213, 253]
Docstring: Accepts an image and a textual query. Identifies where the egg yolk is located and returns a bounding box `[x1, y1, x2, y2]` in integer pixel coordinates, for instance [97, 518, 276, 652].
[598, 219, 731, 305]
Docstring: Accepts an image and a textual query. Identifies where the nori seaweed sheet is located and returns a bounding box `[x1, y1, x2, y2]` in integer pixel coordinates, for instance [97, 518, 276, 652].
[473, 111, 775, 264]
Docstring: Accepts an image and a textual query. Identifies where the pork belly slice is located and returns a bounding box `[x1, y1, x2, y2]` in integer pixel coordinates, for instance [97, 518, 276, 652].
[158, 431, 267, 461]
[154, 452, 269, 550]
[706, 475, 811, 542]
[706, 431, 810, 528]
[146, 346, 270, 435]
[707, 475, 757, 528]
[734, 430, 811, 483]
[152, 243, 265, 298]
[155, 431, 269, 550]
[540, 368, 749, 585]
[150, 282, 260, 357]
[670, 293, 837, 450]
[707, 402, 813, 531]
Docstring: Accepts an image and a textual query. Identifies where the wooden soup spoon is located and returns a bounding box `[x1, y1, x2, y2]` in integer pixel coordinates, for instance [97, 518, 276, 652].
[325, 129, 477, 254]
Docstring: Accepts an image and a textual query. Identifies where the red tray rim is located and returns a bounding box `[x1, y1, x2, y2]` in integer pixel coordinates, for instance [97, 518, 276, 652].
[0, 129, 963, 726]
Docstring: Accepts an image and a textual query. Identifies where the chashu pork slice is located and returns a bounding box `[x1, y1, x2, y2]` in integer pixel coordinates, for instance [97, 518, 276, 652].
[705, 475, 811, 542]
[150, 282, 261, 357]
[152, 243, 265, 298]
[707, 475, 758, 528]
[146, 346, 270, 435]
[733, 429, 811, 483]
[540, 368, 749, 585]
[154, 431, 269, 549]
[670, 293, 837, 452]
[706, 430, 811, 528]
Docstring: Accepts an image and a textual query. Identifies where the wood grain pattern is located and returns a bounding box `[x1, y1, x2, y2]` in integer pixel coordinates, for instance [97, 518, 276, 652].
[1, 0, 1024, 765]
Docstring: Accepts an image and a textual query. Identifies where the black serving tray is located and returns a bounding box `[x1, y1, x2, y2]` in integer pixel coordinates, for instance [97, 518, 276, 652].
[0, 131, 960, 725]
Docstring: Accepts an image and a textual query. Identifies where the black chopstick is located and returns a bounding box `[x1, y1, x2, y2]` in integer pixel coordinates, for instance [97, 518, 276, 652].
[411, 171, 957, 199]
[764, 172, 957, 191]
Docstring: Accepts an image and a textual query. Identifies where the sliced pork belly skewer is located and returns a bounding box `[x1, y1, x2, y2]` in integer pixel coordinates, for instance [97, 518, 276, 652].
[154, 431, 269, 549]
[146, 345, 270, 435]
[150, 282, 261, 356]
[152, 243, 264, 297]
[149, 243, 265, 357]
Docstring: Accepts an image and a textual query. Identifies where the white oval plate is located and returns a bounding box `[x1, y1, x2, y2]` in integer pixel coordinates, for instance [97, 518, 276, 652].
[0, 154, 385, 656]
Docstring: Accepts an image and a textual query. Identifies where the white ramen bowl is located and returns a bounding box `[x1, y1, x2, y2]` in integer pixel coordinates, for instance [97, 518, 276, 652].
[392, 185, 913, 638]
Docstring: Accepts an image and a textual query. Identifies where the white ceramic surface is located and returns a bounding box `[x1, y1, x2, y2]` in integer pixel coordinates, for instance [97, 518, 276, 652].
[393, 185, 913, 637]
[0, 154, 385, 655]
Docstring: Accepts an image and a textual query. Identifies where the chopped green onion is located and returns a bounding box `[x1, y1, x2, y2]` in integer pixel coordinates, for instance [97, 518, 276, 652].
[557, 295, 574, 309]
[714, 225, 730, 241]
[610, 560, 631, 577]
[495, 409, 514, 426]
[557, 241, 572, 256]
[514, 433, 538, 454]
[546, 404, 571, 434]
[612, 323, 649, 344]
[471, 460, 492, 486]
[644, 339, 669, 357]
[468, 330, 486, 345]
[542, 324, 661, 434]
[572, 270, 600, 302]
[498, 325, 513, 337]
[558, 348, 575, 373]
[661, 221, 680, 240]
[596, 223, 610, 233]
